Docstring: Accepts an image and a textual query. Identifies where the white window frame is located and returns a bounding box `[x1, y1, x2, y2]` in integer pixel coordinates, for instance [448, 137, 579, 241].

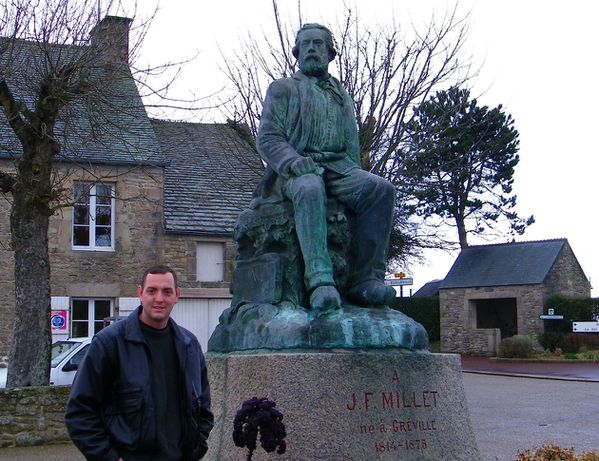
[72, 182, 115, 251]
[196, 242, 225, 282]
[71, 298, 114, 338]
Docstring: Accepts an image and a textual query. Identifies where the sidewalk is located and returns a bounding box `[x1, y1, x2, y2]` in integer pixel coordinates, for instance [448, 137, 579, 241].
[0, 443, 83, 460]
[461, 354, 599, 381]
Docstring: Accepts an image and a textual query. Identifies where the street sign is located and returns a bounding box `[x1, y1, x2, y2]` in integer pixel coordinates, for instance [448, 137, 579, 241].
[539, 314, 564, 320]
[573, 322, 599, 332]
[385, 277, 414, 286]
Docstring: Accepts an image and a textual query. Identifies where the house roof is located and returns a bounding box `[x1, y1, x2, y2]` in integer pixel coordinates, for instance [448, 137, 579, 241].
[439, 239, 568, 289]
[0, 34, 162, 166]
[413, 279, 442, 297]
[151, 120, 263, 236]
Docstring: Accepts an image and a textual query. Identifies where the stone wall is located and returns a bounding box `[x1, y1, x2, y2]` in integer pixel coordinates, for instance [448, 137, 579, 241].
[162, 235, 235, 290]
[49, 165, 165, 297]
[0, 164, 165, 357]
[544, 242, 591, 298]
[440, 284, 545, 355]
[0, 386, 70, 448]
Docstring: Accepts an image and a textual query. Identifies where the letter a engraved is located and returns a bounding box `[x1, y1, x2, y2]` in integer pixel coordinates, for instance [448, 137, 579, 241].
[392, 370, 400, 383]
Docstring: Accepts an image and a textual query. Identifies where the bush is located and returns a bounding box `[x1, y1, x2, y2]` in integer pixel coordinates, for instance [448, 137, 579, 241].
[517, 442, 599, 460]
[539, 331, 565, 352]
[580, 350, 599, 362]
[497, 335, 535, 358]
[392, 296, 440, 342]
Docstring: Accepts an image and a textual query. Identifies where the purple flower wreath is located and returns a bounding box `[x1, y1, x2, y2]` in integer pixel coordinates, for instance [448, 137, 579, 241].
[233, 396, 287, 461]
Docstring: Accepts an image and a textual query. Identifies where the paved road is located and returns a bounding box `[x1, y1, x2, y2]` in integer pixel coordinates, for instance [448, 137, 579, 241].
[463, 373, 599, 461]
[1, 368, 597, 460]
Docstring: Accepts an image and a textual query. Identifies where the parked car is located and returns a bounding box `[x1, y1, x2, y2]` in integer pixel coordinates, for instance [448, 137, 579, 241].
[50, 337, 92, 385]
[0, 337, 93, 388]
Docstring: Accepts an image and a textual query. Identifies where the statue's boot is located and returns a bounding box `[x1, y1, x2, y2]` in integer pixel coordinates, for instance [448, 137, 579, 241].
[347, 280, 396, 306]
[310, 285, 341, 312]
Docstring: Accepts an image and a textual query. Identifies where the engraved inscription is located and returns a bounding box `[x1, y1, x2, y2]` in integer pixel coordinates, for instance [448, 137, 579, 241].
[345, 370, 441, 453]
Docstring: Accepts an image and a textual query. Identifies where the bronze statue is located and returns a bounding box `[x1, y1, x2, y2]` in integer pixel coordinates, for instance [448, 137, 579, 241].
[208, 24, 428, 352]
[256, 23, 396, 312]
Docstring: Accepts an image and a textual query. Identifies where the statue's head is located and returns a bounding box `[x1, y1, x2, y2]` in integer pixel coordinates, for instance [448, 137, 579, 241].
[292, 23, 337, 77]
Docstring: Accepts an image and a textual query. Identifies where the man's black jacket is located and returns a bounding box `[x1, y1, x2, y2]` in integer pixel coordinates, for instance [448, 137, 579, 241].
[65, 306, 214, 461]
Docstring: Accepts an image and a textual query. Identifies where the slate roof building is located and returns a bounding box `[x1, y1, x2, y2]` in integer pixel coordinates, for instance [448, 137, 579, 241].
[412, 279, 442, 298]
[150, 120, 262, 347]
[152, 120, 262, 237]
[0, 16, 261, 359]
[439, 239, 591, 355]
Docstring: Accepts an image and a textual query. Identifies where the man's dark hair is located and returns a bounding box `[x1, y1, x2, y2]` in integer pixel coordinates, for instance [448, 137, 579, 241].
[292, 23, 337, 62]
[141, 265, 178, 289]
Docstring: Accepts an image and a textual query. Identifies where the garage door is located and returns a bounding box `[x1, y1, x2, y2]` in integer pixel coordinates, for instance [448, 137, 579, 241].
[171, 298, 230, 351]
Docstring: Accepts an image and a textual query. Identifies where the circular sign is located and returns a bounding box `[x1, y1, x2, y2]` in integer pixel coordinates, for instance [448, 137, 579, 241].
[51, 313, 66, 329]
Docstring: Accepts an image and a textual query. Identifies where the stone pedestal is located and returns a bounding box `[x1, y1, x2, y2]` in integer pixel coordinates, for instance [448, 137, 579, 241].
[205, 351, 480, 461]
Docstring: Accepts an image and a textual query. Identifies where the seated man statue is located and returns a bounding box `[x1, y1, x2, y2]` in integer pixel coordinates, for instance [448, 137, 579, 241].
[256, 23, 397, 312]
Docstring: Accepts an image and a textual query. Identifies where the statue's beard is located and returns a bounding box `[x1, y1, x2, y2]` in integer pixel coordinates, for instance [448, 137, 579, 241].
[300, 56, 328, 77]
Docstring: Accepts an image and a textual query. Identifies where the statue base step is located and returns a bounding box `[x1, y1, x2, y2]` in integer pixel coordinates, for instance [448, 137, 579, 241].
[204, 351, 480, 461]
[208, 303, 429, 351]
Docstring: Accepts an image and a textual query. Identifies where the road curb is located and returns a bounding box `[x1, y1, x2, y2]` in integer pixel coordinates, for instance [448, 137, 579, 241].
[462, 369, 599, 383]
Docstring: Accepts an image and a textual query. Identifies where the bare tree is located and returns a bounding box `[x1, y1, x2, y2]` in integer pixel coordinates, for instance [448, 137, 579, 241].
[217, 1, 474, 263]
[0, 0, 186, 387]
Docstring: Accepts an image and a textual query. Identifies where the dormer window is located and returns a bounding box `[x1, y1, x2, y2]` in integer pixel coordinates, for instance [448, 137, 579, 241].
[72, 182, 115, 251]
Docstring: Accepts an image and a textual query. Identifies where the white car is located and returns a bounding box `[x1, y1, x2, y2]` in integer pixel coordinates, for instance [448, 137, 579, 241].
[50, 337, 92, 385]
[0, 337, 92, 388]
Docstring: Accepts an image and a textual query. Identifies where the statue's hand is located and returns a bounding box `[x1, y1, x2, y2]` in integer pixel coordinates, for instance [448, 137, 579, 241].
[290, 157, 317, 176]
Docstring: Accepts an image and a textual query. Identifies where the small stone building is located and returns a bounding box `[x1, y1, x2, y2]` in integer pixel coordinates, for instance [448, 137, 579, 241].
[439, 239, 591, 355]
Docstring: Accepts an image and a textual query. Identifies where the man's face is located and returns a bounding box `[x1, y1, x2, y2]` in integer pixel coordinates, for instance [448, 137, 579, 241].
[137, 272, 180, 329]
[297, 28, 330, 77]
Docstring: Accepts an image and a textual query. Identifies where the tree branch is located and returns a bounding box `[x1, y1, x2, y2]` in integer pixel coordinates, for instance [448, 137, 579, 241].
[0, 78, 31, 143]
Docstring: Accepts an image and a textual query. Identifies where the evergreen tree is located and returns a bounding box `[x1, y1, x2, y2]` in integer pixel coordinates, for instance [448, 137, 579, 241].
[401, 86, 534, 248]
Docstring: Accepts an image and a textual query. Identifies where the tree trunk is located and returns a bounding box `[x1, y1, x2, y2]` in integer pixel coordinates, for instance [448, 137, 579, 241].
[456, 217, 469, 249]
[6, 142, 53, 387]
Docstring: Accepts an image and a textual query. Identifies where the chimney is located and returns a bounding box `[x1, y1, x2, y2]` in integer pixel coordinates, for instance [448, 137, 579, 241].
[90, 16, 133, 66]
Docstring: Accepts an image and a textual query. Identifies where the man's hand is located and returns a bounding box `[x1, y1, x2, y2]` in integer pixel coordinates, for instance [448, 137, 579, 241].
[290, 156, 317, 176]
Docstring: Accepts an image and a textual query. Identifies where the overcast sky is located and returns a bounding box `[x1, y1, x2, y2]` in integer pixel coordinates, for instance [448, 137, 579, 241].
[127, 0, 599, 295]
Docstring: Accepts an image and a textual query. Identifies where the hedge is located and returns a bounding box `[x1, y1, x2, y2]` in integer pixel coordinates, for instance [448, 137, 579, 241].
[392, 296, 440, 342]
[540, 295, 599, 352]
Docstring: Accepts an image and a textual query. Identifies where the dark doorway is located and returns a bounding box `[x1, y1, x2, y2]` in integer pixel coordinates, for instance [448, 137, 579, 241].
[475, 298, 517, 339]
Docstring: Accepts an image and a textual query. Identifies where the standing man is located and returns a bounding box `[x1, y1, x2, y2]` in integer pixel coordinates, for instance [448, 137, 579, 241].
[256, 23, 397, 312]
[66, 265, 213, 461]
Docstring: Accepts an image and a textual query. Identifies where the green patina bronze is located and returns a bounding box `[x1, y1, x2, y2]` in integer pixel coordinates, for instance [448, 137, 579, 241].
[209, 24, 428, 352]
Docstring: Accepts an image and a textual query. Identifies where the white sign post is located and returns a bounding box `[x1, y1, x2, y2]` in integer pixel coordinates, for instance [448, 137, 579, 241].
[384, 274, 414, 298]
[573, 322, 599, 333]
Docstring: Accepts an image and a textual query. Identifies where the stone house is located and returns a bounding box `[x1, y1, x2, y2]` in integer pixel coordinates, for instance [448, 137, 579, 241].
[0, 16, 260, 360]
[439, 239, 591, 355]
[151, 120, 262, 347]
